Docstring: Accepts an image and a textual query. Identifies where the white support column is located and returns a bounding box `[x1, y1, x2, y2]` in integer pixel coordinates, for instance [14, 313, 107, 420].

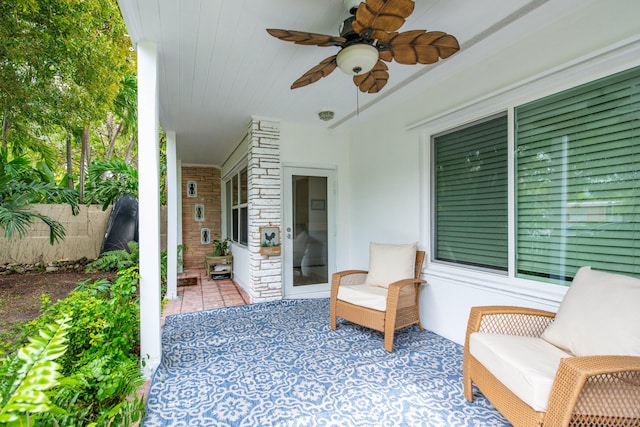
[177, 159, 183, 263]
[137, 41, 162, 378]
[166, 131, 178, 299]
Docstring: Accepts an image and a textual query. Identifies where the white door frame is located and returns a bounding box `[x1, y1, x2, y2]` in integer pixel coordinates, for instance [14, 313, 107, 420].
[282, 165, 336, 298]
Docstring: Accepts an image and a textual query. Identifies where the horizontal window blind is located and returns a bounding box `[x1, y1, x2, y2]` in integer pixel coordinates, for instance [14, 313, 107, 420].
[515, 66, 640, 284]
[434, 115, 508, 271]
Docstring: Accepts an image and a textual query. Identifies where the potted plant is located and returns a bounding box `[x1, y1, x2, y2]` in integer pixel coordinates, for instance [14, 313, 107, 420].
[212, 235, 232, 256]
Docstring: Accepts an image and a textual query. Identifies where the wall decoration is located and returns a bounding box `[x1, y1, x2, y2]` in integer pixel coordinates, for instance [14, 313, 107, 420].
[311, 199, 325, 210]
[259, 225, 281, 256]
[195, 204, 205, 222]
[187, 181, 197, 198]
[200, 228, 211, 245]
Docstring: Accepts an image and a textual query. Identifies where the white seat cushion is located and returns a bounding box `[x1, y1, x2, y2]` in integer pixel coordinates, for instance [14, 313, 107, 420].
[470, 333, 572, 412]
[365, 242, 417, 288]
[337, 283, 388, 312]
[541, 266, 640, 356]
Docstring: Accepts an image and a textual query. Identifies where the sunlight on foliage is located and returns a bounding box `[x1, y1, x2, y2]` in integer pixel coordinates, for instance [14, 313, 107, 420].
[0, 314, 72, 425]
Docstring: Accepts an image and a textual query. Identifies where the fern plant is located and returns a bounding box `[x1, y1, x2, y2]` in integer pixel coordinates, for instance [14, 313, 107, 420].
[85, 241, 139, 272]
[0, 314, 72, 425]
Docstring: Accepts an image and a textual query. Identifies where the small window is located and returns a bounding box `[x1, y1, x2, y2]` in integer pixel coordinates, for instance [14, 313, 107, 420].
[226, 166, 248, 246]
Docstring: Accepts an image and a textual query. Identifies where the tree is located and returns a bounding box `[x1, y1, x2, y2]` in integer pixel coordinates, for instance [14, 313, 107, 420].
[106, 74, 138, 162]
[0, 0, 135, 189]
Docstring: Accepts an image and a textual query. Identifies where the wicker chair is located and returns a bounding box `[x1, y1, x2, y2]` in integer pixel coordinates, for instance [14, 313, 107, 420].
[463, 267, 640, 427]
[330, 248, 426, 352]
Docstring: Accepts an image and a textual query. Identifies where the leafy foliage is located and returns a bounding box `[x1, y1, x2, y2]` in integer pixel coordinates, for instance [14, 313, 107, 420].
[86, 241, 139, 273]
[7, 267, 145, 425]
[0, 149, 79, 244]
[0, 0, 135, 155]
[84, 159, 138, 210]
[0, 314, 72, 425]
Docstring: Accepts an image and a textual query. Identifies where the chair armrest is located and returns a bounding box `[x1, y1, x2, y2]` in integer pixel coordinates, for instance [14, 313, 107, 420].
[330, 270, 368, 299]
[388, 277, 427, 291]
[332, 270, 368, 282]
[465, 306, 556, 341]
[387, 278, 427, 310]
[545, 355, 640, 426]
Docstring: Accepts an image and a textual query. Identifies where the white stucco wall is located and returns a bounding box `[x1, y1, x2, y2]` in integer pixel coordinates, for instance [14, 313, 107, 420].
[226, 0, 639, 345]
[343, 0, 640, 344]
[279, 120, 353, 278]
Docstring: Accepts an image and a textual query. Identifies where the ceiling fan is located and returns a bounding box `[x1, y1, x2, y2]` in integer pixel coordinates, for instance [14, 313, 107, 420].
[267, 0, 460, 94]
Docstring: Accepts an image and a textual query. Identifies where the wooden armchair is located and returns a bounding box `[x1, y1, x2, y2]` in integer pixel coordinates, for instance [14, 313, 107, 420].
[330, 243, 426, 352]
[463, 267, 640, 427]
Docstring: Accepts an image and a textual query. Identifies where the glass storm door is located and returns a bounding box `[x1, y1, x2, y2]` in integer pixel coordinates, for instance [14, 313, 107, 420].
[283, 167, 335, 297]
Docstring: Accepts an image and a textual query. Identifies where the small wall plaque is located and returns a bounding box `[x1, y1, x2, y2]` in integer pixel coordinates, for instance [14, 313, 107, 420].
[187, 181, 197, 198]
[195, 204, 205, 222]
[260, 226, 281, 256]
[200, 228, 211, 245]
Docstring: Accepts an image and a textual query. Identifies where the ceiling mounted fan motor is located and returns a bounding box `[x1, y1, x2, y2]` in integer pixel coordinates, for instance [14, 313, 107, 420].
[343, 0, 362, 15]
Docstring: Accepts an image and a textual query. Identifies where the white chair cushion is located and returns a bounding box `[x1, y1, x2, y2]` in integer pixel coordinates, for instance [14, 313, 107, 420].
[337, 283, 388, 312]
[365, 242, 417, 289]
[541, 266, 640, 357]
[470, 333, 572, 412]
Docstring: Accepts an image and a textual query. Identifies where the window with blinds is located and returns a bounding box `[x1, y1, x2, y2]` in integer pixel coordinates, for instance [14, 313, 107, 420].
[433, 114, 509, 271]
[515, 66, 640, 284]
[226, 166, 248, 246]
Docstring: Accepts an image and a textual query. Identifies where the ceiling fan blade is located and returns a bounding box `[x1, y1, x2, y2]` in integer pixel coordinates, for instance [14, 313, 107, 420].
[267, 29, 346, 47]
[379, 30, 460, 64]
[352, 0, 415, 36]
[291, 55, 338, 89]
[353, 60, 389, 93]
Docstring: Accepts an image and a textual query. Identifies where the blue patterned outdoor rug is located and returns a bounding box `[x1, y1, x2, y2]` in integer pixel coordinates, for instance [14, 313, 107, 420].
[143, 299, 510, 426]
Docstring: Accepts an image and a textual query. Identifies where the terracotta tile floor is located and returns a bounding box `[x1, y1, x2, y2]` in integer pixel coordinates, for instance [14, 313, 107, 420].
[162, 268, 250, 322]
[136, 269, 249, 413]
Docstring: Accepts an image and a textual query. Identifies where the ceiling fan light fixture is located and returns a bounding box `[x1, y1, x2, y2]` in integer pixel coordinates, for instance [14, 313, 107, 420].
[336, 44, 379, 76]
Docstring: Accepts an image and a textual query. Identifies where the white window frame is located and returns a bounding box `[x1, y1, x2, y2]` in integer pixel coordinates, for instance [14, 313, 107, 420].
[223, 161, 248, 247]
[415, 37, 640, 302]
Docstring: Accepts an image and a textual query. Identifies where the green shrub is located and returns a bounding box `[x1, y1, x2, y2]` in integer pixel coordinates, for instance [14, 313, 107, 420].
[0, 314, 72, 426]
[6, 267, 144, 426]
[86, 241, 139, 273]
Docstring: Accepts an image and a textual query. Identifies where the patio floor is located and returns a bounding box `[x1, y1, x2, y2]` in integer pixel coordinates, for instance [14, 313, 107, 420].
[162, 268, 250, 321]
[137, 268, 250, 410]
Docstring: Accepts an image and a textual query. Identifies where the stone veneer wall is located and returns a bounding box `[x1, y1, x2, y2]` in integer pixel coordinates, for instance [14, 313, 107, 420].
[248, 119, 282, 302]
[181, 166, 221, 270]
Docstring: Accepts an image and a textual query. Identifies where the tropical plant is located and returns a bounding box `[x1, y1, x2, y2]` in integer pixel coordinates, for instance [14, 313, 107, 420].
[212, 235, 232, 256]
[107, 74, 138, 163]
[84, 159, 138, 210]
[0, 149, 79, 244]
[11, 268, 145, 426]
[0, 314, 72, 426]
[85, 241, 139, 273]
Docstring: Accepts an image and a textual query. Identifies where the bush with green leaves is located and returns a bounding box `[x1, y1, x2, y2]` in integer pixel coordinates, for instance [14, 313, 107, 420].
[4, 267, 145, 426]
[83, 160, 139, 211]
[0, 314, 72, 426]
[86, 241, 139, 273]
[88, 241, 169, 290]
